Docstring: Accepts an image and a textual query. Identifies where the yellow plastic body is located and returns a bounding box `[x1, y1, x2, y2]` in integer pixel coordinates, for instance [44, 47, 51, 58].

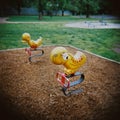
[22, 33, 42, 49]
[50, 47, 86, 75]
[50, 47, 67, 65]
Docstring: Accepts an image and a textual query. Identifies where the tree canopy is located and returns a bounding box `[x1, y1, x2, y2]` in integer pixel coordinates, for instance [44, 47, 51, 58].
[0, 0, 120, 17]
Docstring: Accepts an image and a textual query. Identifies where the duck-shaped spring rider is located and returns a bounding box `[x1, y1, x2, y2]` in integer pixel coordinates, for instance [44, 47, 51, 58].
[22, 33, 44, 62]
[50, 47, 86, 96]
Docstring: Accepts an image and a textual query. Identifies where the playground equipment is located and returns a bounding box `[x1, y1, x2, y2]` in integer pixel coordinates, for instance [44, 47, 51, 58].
[50, 47, 86, 96]
[22, 33, 44, 62]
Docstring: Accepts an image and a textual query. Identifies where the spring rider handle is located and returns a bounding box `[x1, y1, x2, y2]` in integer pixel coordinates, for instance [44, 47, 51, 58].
[56, 72, 70, 88]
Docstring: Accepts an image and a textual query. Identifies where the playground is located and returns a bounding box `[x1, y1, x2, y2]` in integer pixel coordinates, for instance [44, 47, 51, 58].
[0, 0, 120, 118]
[0, 46, 120, 120]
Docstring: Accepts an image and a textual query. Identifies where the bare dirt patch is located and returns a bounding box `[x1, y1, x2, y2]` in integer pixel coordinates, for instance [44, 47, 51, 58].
[0, 46, 120, 120]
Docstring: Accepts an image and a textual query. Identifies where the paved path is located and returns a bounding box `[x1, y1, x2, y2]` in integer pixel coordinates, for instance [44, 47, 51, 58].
[65, 21, 120, 29]
[0, 17, 8, 23]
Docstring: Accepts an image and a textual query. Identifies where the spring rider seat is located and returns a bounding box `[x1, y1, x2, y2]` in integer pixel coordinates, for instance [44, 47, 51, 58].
[50, 47, 86, 96]
[22, 33, 44, 62]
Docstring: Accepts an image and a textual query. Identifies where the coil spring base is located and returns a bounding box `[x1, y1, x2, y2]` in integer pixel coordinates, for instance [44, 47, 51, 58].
[56, 72, 84, 96]
[25, 48, 44, 62]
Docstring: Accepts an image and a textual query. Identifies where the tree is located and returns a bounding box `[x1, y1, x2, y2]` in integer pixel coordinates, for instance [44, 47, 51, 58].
[66, 0, 100, 17]
[67, 0, 80, 15]
[46, 0, 53, 17]
[52, 0, 59, 16]
[58, 0, 68, 16]
[81, 0, 100, 18]
[103, 0, 120, 16]
[38, 0, 43, 19]
[16, 0, 22, 15]
[0, 0, 22, 16]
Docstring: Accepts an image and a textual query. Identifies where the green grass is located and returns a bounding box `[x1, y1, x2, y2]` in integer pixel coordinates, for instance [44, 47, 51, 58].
[0, 16, 120, 62]
[7, 15, 120, 23]
[8, 15, 99, 22]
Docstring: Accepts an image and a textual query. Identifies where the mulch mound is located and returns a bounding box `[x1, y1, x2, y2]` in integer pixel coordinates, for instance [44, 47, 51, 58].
[0, 46, 120, 120]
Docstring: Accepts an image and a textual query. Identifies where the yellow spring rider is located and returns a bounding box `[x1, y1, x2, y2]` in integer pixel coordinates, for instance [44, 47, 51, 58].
[22, 33, 44, 62]
[50, 47, 86, 96]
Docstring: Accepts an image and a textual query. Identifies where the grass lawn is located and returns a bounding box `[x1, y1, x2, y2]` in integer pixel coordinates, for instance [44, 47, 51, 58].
[0, 16, 120, 62]
[7, 15, 98, 22]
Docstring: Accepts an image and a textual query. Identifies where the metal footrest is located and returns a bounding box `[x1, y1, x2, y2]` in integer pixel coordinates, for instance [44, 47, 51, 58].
[56, 72, 84, 96]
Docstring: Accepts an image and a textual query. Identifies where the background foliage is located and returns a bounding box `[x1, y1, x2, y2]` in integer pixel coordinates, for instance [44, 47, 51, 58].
[0, 0, 120, 17]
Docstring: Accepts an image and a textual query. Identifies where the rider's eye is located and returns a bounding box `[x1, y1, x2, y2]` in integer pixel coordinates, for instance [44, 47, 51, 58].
[62, 53, 68, 60]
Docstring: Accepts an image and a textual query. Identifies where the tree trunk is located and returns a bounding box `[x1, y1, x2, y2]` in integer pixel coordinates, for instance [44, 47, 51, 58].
[39, 12, 42, 20]
[17, 0, 21, 15]
[86, 3, 90, 18]
[38, 0, 43, 20]
[62, 10, 64, 16]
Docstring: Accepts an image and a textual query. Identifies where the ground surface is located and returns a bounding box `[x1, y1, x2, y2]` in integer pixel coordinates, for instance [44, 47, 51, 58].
[0, 46, 120, 120]
[0, 17, 120, 29]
